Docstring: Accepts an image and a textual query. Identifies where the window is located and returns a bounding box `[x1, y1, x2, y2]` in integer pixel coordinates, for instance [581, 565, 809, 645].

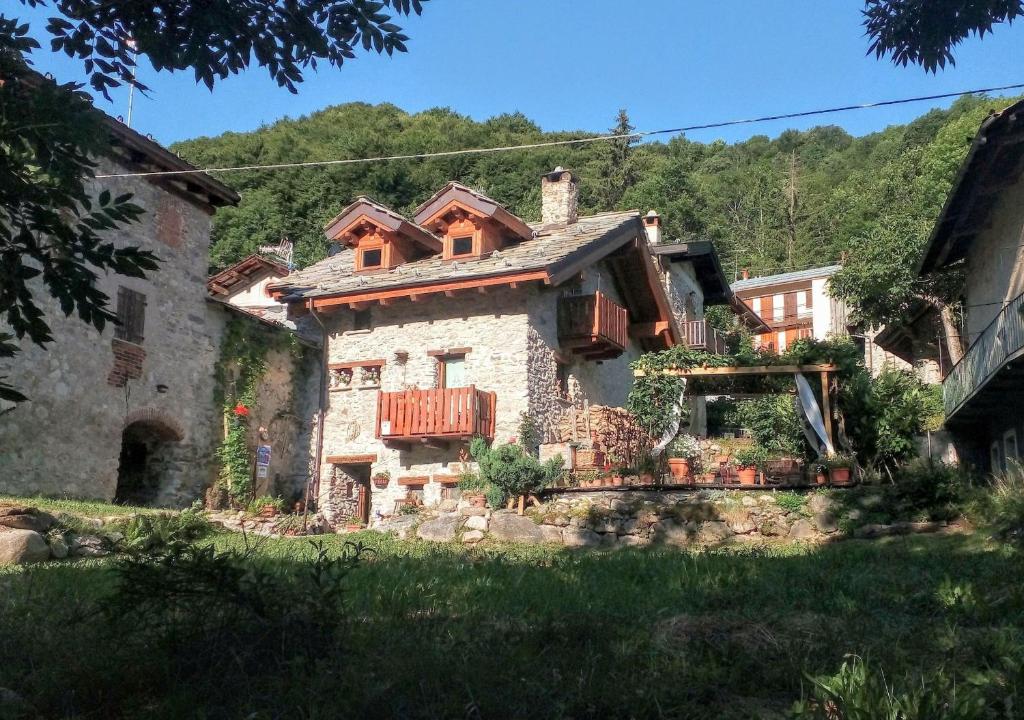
[556, 362, 570, 399]
[438, 354, 467, 388]
[451, 236, 474, 257]
[353, 308, 372, 332]
[114, 287, 146, 344]
[360, 247, 383, 269]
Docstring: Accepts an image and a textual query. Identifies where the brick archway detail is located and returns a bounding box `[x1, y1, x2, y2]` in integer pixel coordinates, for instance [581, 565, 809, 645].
[123, 408, 186, 442]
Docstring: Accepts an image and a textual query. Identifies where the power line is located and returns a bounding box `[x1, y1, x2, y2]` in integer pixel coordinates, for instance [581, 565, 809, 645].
[96, 81, 1024, 180]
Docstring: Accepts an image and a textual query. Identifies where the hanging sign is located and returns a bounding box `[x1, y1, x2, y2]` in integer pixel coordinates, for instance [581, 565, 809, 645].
[256, 444, 272, 467]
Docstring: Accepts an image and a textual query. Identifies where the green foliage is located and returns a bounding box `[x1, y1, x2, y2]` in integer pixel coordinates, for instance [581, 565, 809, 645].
[871, 369, 939, 468]
[823, 452, 856, 470]
[863, 0, 1024, 72]
[113, 506, 214, 552]
[469, 437, 563, 507]
[979, 463, 1024, 545]
[728, 396, 805, 456]
[792, 655, 1001, 719]
[668, 433, 701, 460]
[774, 491, 806, 514]
[246, 495, 285, 515]
[214, 316, 286, 505]
[733, 445, 770, 469]
[516, 412, 541, 457]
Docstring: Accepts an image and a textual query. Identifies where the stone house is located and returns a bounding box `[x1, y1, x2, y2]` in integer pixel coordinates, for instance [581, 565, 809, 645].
[271, 169, 743, 526]
[911, 98, 1024, 471]
[0, 110, 317, 507]
[207, 253, 292, 327]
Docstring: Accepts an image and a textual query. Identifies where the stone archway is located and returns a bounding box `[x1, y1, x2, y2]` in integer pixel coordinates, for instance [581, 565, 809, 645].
[114, 410, 185, 506]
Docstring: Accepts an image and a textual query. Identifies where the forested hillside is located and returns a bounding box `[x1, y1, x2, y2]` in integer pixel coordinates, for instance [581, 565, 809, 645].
[173, 94, 1019, 324]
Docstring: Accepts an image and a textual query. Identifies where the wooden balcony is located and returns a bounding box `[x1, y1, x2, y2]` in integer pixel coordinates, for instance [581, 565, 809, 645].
[683, 320, 728, 355]
[944, 290, 1024, 423]
[557, 291, 629, 360]
[375, 386, 496, 449]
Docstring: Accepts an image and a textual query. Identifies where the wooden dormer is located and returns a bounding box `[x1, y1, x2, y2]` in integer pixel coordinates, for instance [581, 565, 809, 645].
[323, 197, 441, 273]
[413, 182, 533, 261]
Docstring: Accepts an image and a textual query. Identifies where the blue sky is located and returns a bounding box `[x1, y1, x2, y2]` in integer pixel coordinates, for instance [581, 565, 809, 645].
[16, 1, 1024, 147]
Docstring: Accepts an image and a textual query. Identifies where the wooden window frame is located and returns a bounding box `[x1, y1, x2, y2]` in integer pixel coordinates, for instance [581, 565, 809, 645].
[449, 235, 475, 258]
[431, 350, 469, 389]
[114, 286, 146, 345]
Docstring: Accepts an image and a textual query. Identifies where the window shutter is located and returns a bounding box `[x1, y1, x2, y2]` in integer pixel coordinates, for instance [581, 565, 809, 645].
[115, 287, 146, 344]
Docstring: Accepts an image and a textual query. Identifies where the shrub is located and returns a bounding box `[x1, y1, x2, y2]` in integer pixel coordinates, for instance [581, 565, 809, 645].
[668, 433, 701, 460]
[115, 505, 214, 552]
[246, 495, 284, 514]
[733, 446, 769, 469]
[470, 437, 563, 507]
[984, 463, 1024, 544]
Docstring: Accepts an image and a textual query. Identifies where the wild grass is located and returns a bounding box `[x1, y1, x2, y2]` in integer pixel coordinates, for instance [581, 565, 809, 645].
[0, 494, 162, 518]
[2, 530, 1023, 719]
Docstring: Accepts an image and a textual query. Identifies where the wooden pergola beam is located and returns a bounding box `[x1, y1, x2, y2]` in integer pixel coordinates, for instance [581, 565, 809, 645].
[633, 363, 838, 377]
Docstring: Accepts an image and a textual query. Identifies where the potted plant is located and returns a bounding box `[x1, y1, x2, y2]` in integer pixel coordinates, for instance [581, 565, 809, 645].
[825, 453, 855, 486]
[344, 515, 364, 532]
[667, 434, 701, 482]
[372, 470, 391, 489]
[457, 470, 488, 506]
[814, 462, 827, 486]
[733, 446, 768, 486]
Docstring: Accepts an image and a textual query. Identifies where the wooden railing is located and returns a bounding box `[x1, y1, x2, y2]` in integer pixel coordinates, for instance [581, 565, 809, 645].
[683, 320, 728, 355]
[557, 291, 629, 352]
[944, 290, 1024, 417]
[376, 386, 496, 442]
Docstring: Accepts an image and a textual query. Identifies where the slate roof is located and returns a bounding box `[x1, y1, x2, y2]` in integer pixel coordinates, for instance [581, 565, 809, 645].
[730, 265, 842, 293]
[272, 209, 642, 301]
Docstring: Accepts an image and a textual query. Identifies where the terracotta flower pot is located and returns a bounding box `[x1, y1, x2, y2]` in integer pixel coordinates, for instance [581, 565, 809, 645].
[373, 479, 389, 489]
[668, 458, 691, 481]
[345, 523, 363, 532]
[702, 472, 717, 484]
[611, 475, 624, 487]
[737, 466, 757, 485]
[815, 472, 827, 486]
[465, 492, 486, 507]
[639, 473, 654, 485]
[829, 467, 852, 486]
[259, 506, 278, 518]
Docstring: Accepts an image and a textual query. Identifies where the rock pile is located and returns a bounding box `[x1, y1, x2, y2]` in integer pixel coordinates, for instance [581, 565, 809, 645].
[372, 490, 847, 548]
[0, 504, 121, 566]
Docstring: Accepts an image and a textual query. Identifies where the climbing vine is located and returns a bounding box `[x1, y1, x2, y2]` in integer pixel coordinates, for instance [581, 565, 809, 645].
[213, 317, 294, 506]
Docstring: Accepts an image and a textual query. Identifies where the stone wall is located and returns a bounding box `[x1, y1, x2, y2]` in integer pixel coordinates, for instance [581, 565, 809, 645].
[0, 158, 223, 505]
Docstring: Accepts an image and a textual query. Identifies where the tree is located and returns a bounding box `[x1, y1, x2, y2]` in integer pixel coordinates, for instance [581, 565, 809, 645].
[863, 0, 1024, 71]
[590, 109, 638, 209]
[0, 0, 424, 400]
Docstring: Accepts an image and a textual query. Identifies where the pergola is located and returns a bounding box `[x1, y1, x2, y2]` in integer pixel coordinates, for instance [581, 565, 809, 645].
[633, 363, 840, 450]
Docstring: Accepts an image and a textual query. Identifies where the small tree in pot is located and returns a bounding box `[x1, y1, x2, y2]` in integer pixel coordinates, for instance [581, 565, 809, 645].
[824, 453, 856, 486]
[733, 446, 769, 486]
[668, 434, 701, 482]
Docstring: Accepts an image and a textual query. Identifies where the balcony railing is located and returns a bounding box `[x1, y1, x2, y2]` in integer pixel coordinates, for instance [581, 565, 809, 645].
[944, 291, 1024, 417]
[376, 386, 496, 446]
[557, 291, 629, 359]
[683, 320, 729, 355]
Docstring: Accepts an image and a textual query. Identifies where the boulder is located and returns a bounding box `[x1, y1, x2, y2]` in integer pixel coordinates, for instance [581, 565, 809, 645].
[697, 521, 732, 544]
[619, 534, 650, 547]
[741, 496, 759, 507]
[620, 518, 640, 535]
[459, 506, 487, 517]
[488, 512, 547, 543]
[540, 525, 564, 544]
[438, 499, 459, 513]
[599, 533, 618, 548]
[593, 517, 621, 534]
[376, 515, 419, 539]
[70, 535, 108, 557]
[48, 536, 69, 559]
[462, 530, 484, 543]
[659, 520, 697, 546]
[807, 494, 834, 515]
[562, 528, 601, 548]
[0, 529, 51, 565]
[416, 515, 463, 542]
[548, 514, 570, 527]
[728, 517, 757, 534]
[464, 515, 488, 532]
[759, 519, 788, 537]
[813, 511, 838, 534]
[788, 519, 817, 540]
[0, 506, 56, 533]
[610, 499, 632, 513]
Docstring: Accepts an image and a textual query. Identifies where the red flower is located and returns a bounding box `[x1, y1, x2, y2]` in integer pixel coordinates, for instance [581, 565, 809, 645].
[233, 403, 250, 417]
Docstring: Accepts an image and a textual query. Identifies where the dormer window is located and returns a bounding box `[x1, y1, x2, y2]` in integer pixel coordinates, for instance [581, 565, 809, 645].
[360, 247, 383, 270]
[451, 236, 474, 257]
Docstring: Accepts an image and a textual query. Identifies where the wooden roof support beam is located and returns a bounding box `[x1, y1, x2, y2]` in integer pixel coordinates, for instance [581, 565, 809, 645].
[633, 363, 839, 377]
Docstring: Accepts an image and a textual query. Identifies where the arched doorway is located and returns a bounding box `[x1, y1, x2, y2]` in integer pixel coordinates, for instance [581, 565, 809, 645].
[115, 414, 184, 506]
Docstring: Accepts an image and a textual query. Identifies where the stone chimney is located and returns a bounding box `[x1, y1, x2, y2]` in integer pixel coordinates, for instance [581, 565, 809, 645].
[642, 211, 662, 246]
[541, 167, 578, 225]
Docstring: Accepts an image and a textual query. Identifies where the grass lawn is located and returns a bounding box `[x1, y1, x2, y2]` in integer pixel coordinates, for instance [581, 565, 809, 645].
[0, 494, 163, 518]
[2, 516, 1024, 719]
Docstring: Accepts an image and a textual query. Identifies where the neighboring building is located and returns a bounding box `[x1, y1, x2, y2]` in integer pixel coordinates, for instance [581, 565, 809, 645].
[731, 265, 849, 352]
[912, 98, 1024, 471]
[207, 253, 291, 324]
[0, 99, 317, 507]
[271, 169, 732, 525]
